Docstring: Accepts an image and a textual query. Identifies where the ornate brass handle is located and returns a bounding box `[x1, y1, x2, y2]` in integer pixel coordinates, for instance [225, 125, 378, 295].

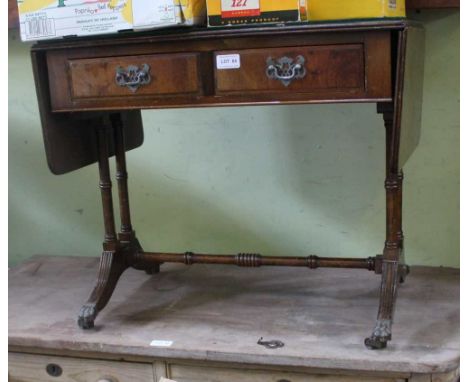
[266, 55, 306, 87]
[115, 64, 151, 93]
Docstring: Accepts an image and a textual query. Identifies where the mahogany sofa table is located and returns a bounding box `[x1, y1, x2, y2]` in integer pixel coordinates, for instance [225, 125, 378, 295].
[30, 19, 425, 350]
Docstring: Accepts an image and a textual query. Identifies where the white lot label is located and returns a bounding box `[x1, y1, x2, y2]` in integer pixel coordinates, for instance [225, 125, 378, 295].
[150, 340, 173, 347]
[216, 54, 241, 69]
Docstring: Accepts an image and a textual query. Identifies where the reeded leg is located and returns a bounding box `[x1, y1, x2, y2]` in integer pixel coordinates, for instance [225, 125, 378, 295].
[365, 242, 400, 349]
[366, 108, 407, 349]
[78, 125, 129, 329]
[78, 250, 127, 329]
[396, 171, 410, 284]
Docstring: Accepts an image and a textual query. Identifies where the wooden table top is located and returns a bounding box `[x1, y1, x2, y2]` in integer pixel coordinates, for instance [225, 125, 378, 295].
[32, 19, 412, 50]
[9, 255, 459, 375]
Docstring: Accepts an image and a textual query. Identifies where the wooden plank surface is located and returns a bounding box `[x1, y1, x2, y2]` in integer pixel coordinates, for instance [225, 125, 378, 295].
[8, 255, 459, 375]
[166, 362, 405, 382]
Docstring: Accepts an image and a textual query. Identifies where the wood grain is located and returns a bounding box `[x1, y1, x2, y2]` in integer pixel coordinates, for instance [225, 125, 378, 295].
[8, 257, 460, 375]
[44, 29, 392, 112]
[215, 44, 366, 95]
[69, 53, 201, 100]
[32, 20, 412, 50]
[167, 362, 405, 382]
[31, 50, 144, 175]
[406, 0, 459, 9]
[410, 370, 460, 382]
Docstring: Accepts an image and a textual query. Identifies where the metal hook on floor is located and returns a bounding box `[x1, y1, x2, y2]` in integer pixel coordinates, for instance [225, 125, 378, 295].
[257, 337, 285, 349]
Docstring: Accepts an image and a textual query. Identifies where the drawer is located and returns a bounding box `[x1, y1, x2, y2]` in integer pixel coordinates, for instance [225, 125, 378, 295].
[215, 45, 364, 94]
[48, 52, 201, 108]
[167, 363, 405, 382]
[9, 353, 154, 382]
[214, 33, 391, 100]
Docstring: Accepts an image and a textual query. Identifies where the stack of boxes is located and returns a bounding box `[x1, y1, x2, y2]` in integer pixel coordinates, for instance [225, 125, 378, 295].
[17, 0, 406, 41]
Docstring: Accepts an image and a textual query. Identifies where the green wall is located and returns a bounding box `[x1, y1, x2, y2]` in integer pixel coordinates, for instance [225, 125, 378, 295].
[8, 10, 459, 267]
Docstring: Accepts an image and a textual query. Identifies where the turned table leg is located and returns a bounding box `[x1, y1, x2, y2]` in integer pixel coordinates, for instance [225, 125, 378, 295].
[111, 114, 160, 275]
[78, 124, 129, 329]
[112, 114, 135, 242]
[365, 108, 409, 350]
[396, 171, 409, 284]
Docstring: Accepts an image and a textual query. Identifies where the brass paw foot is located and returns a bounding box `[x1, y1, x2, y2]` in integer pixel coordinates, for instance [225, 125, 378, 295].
[77, 250, 128, 329]
[364, 335, 389, 350]
[365, 319, 392, 350]
[78, 303, 97, 329]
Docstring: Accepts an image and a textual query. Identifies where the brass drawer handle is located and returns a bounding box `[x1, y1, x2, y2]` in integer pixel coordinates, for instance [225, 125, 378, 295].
[115, 64, 151, 93]
[266, 55, 306, 87]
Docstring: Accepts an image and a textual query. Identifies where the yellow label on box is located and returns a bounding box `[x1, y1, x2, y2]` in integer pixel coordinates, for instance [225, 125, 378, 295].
[306, 0, 405, 21]
[207, 0, 300, 26]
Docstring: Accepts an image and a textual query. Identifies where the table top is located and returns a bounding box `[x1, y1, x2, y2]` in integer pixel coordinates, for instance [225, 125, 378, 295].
[32, 19, 414, 50]
[9, 255, 459, 374]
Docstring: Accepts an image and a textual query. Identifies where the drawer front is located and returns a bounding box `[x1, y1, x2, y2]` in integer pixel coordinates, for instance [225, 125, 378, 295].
[9, 353, 154, 382]
[46, 31, 391, 111]
[167, 363, 405, 382]
[69, 53, 200, 99]
[215, 45, 365, 95]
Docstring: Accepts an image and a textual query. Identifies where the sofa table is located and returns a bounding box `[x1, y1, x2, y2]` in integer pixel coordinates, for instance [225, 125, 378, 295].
[30, 20, 425, 349]
[8, 256, 459, 381]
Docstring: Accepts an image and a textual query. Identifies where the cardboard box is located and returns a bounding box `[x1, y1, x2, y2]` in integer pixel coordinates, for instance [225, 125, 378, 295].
[305, 0, 406, 22]
[18, 0, 133, 41]
[207, 0, 300, 27]
[18, 0, 206, 42]
[133, 0, 206, 30]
